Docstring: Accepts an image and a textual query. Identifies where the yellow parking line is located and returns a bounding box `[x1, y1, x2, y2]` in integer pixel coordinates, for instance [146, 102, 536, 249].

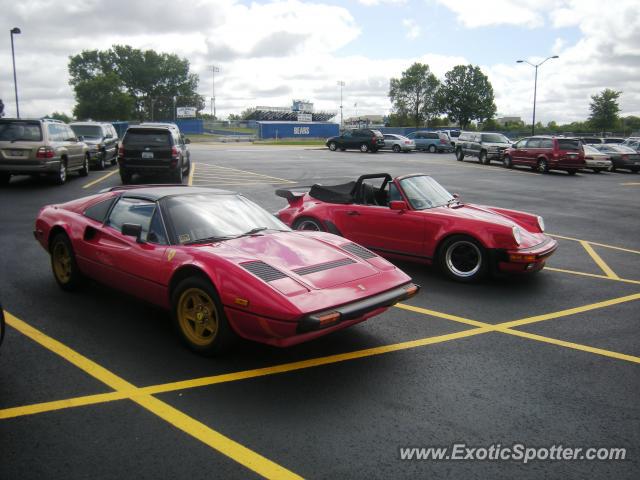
[549, 234, 640, 255]
[82, 170, 118, 189]
[580, 241, 620, 279]
[394, 303, 488, 328]
[620, 182, 640, 186]
[3, 312, 302, 480]
[545, 267, 640, 286]
[497, 292, 640, 329]
[5, 289, 640, 423]
[496, 328, 640, 364]
[188, 162, 195, 186]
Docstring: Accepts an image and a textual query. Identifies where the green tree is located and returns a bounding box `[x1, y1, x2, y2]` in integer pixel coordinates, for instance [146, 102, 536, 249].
[69, 45, 204, 121]
[72, 73, 135, 121]
[47, 111, 73, 123]
[389, 63, 440, 128]
[588, 89, 621, 131]
[481, 118, 499, 131]
[437, 65, 496, 129]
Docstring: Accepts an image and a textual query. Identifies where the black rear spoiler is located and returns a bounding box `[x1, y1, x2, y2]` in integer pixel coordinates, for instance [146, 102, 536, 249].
[275, 186, 313, 201]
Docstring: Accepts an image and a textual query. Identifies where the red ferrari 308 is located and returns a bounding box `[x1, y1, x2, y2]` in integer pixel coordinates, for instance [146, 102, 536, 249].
[34, 185, 418, 355]
[276, 173, 557, 282]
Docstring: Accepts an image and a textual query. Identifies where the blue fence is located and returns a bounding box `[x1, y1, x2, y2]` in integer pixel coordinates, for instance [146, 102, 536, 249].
[175, 119, 204, 134]
[258, 122, 339, 139]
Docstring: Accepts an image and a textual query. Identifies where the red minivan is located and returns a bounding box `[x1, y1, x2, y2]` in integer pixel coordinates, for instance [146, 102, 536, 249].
[503, 136, 585, 174]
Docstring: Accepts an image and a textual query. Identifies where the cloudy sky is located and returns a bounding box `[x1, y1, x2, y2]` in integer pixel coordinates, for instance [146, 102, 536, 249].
[1, 0, 639, 124]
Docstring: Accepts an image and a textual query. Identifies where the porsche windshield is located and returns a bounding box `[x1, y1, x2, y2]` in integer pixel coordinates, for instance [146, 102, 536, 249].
[164, 193, 290, 244]
[399, 175, 454, 210]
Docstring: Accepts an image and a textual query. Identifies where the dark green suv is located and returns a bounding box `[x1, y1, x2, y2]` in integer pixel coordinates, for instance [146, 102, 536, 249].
[326, 129, 385, 153]
[455, 132, 512, 164]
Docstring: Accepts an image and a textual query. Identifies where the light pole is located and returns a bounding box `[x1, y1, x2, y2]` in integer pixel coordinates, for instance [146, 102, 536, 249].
[337, 81, 345, 128]
[10, 27, 21, 119]
[211, 65, 220, 119]
[517, 55, 558, 135]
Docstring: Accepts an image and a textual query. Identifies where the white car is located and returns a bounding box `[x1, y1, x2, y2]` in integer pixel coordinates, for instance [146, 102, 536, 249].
[382, 134, 416, 153]
[583, 144, 612, 172]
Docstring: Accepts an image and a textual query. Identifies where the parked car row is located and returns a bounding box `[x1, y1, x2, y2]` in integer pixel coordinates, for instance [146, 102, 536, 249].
[0, 118, 192, 186]
[453, 132, 640, 174]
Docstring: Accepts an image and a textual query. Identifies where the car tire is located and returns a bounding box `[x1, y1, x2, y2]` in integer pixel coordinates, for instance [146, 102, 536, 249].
[392, 144, 401, 153]
[50, 233, 82, 291]
[456, 149, 464, 162]
[632, 168, 640, 173]
[438, 235, 487, 283]
[53, 160, 68, 185]
[0, 173, 10, 185]
[428, 144, 436, 153]
[592, 168, 601, 173]
[328, 142, 337, 151]
[97, 153, 106, 170]
[479, 150, 489, 165]
[293, 217, 325, 231]
[567, 169, 577, 175]
[360, 143, 369, 153]
[120, 169, 132, 184]
[79, 154, 90, 177]
[537, 159, 549, 174]
[503, 155, 513, 169]
[172, 276, 236, 356]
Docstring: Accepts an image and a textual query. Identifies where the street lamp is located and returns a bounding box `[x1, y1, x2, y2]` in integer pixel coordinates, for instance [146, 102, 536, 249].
[337, 81, 345, 128]
[10, 27, 21, 119]
[517, 55, 559, 135]
[211, 65, 220, 119]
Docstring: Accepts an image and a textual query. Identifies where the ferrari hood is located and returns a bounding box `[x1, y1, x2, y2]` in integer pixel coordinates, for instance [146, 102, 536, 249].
[221, 232, 381, 289]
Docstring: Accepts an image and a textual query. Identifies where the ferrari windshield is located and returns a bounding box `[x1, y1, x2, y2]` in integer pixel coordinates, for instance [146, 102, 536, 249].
[399, 175, 454, 210]
[164, 193, 290, 244]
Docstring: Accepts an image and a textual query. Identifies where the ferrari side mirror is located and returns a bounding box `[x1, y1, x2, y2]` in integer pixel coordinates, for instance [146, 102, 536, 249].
[389, 200, 407, 211]
[122, 223, 144, 243]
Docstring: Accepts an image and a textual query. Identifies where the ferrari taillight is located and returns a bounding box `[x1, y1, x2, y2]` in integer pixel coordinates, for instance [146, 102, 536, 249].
[36, 146, 55, 159]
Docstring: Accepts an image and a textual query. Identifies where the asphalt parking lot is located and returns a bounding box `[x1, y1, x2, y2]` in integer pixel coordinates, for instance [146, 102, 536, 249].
[1, 144, 639, 479]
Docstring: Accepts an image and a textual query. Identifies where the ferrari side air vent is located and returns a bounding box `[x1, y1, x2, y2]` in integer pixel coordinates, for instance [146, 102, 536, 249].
[342, 243, 377, 260]
[293, 258, 356, 276]
[241, 261, 288, 282]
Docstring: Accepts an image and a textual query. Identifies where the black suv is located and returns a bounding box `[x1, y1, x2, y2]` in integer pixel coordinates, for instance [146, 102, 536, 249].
[70, 122, 119, 170]
[326, 129, 385, 153]
[455, 131, 512, 164]
[118, 126, 190, 184]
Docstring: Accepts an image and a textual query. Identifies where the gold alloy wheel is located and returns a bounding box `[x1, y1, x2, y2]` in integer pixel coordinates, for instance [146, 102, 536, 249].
[177, 288, 219, 346]
[52, 242, 72, 284]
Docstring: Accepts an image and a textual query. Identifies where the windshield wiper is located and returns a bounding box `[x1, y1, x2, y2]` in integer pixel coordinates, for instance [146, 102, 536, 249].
[183, 235, 235, 245]
[236, 227, 288, 237]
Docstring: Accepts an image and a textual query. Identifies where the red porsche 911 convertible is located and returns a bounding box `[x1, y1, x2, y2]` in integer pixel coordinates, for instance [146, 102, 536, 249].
[276, 173, 557, 282]
[34, 185, 418, 355]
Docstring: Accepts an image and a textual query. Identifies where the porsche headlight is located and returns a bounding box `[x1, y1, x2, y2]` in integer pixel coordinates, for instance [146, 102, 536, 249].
[512, 226, 522, 245]
[537, 215, 545, 232]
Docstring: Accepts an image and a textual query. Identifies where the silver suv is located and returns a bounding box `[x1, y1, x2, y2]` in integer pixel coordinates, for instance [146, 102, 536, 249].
[0, 118, 90, 185]
[455, 131, 512, 164]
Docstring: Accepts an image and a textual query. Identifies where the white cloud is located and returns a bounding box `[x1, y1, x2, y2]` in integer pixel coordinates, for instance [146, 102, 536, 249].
[1, 0, 639, 123]
[402, 19, 421, 39]
[357, 0, 408, 6]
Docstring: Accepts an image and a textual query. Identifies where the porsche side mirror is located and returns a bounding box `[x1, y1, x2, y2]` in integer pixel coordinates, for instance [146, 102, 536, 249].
[389, 200, 407, 211]
[184, 138, 191, 144]
[122, 223, 144, 242]
[452, 193, 459, 199]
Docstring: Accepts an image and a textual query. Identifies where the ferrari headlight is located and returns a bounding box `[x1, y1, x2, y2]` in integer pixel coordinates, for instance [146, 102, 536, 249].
[512, 226, 522, 245]
[537, 215, 545, 232]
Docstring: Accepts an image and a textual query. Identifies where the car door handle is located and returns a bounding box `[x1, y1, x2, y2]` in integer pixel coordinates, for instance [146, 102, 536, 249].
[346, 210, 360, 216]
